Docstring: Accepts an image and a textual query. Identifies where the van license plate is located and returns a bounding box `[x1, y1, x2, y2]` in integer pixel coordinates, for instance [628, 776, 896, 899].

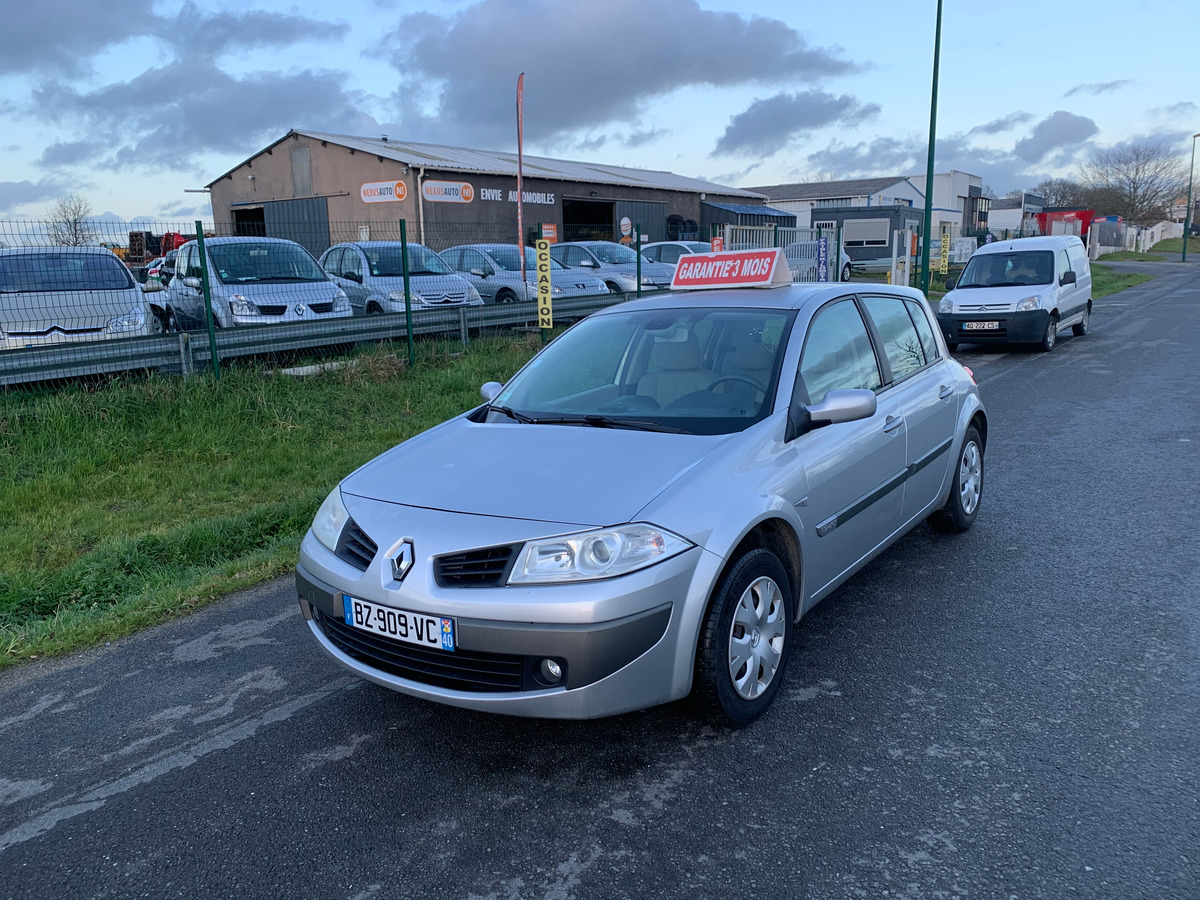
[342, 595, 456, 652]
[963, 321, 999, 330]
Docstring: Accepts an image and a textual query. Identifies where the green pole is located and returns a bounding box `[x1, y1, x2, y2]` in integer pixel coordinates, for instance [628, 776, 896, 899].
[1183, 133, 1198, 263]
[918, 0, 944, 295]
[636, 223, 642, 298]
[400, 219, 415, 368]
[195, 221, 219, 380]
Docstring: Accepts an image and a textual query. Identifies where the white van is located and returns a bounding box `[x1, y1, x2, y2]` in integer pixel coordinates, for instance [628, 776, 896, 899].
[936, 235, 1092, 352]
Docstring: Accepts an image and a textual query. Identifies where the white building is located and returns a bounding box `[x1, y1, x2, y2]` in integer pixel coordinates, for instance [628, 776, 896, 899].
[903, 170, 987, 233]
[986, 192, 1045, 235]
[745, 177, 924, 228]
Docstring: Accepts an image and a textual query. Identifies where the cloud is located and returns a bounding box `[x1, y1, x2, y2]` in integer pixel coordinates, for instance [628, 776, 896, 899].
[1013, 111, 1098, 162]
[713, 91, 879, 157]
[0, 179, 66, 214]
[374, 0, 860, 147]
[1151, 101, 1198, 118]
[157, 201, 209, 219]
[28, 62, 372, 170]
[968, 111, 1035, 136]
[0, 0, 157, 76]
[1065, 80, 1131, 97]
[161, 3, 349, 58]
[36, 141, 100, 168]
[627, 129, 668, 149]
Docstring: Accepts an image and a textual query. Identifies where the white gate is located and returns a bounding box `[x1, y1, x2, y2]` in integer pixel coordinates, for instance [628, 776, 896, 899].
[721, 224, 836, 282]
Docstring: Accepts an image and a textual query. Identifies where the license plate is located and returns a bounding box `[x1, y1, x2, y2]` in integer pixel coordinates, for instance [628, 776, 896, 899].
[963, 320, 999, 330]
[342, 595, 455, 652]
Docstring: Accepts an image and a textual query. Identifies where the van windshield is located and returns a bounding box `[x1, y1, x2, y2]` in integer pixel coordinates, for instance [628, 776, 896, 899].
[0, 252, 133, 293]
[957, 250, 1054, 288]
[209, 242, 328, 284]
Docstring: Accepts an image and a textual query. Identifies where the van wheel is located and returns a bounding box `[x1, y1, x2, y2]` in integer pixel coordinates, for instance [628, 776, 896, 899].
[693, 548, 793, 728]
[1073, 305, 1090, 337]
[1037, 314, 1057, 352]
[928, 425, 984, 533]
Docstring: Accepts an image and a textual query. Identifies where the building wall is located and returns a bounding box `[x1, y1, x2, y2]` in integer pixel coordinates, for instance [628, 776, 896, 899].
[905, 170, 983, 230]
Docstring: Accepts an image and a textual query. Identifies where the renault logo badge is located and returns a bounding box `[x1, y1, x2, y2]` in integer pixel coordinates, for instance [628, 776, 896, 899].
[294, 304, 306, 316]
[390, 539, 414, 583]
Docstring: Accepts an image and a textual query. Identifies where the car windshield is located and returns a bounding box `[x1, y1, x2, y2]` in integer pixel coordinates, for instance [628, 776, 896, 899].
[209, 242, 328, 283]
[365, 245, 453, 277]
[589, 244, 645, 265]
[487, 307, 795, 436]
[0, 252, 133, 293]
[957, 250, 1054, 288]
[487, 246, 566, 271]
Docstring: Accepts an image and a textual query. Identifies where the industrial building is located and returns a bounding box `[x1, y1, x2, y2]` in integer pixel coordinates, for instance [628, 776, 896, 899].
[205, 130, 791, 254]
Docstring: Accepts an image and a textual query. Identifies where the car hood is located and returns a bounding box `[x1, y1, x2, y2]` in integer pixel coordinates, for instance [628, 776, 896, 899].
[944, 284, 1051, 311]
[341, 416, 731, 526]
[211, 280, 341, 300]
[0, 287, 142, 332]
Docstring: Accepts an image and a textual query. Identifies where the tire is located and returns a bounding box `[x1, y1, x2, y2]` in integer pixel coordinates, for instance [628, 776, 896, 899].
[928, 425, 984, 534]
[605, 282, 622, 294]
[692, 548, 793, 727]
[1037, 314, 1058, 352]
[1073, 305, 1090, 337]
[367, 302, 383, 315]
[946, 339, 959, 353]
[840, 262, 852, 282]
[496, 289, 518, 304]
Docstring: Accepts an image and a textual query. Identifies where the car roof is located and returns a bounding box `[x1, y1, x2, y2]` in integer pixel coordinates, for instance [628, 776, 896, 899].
[595, 282, 928, 315]
[332, 241, 431, 250]
[196, 236, 303, 246]
[0, 246, 117, 256]
[973, 235, 1082, 254]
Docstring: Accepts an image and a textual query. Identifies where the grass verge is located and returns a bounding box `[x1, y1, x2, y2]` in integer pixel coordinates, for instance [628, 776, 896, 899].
[1149, 236, 1195, 254]
[1091, 262, 1154, 297]
[1097, 251, 1167, 262]
[0, 334, 547, 666]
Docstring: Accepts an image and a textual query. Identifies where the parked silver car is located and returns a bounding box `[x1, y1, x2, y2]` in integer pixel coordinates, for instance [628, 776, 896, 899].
[440, 244, 608, 303]
[320, 241, 482, 314]
[296, 277, 987, 726]
[550, 240, 676, 292]
[640, 241, 713, 265]
[156, 237, 350, 331]
[1, 246, 154, 349]
[782, 241, 854, 282]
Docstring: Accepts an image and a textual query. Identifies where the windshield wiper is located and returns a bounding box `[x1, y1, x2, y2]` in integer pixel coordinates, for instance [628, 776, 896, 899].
[489, 404, 534, 423]
[408, 269, 446, 276]
[530, 414, 684, 433]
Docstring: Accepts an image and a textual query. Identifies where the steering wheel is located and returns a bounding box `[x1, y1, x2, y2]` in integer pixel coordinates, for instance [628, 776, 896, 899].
[707, 375, 767, 394]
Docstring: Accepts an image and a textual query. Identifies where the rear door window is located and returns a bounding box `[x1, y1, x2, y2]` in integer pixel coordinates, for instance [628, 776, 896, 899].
[861, 294, 927, 383]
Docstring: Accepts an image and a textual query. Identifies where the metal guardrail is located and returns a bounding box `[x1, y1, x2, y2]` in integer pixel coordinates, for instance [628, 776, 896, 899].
[1, 292, 633, 387]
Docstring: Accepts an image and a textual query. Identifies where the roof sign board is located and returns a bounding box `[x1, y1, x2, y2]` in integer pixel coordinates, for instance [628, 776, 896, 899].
[670, 248, 791, 290]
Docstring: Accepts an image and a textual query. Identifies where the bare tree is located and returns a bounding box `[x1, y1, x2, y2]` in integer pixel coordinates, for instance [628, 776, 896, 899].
[1031, 177, 1090, 208]
[47, 194, 97, 246]
[1003, 188, 1024, 200]
[1078, 140, 1188, 225]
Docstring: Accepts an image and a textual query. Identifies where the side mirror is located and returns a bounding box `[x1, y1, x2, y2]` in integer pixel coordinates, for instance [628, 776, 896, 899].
[469, 267, 488, 278]
[808, 389, 877, 426]
[182, 276, 201, 289]
[480, 382, 503, 402]
[1060, 270, 1076, 286]
[944, 277, 956, 290]
[580, 258, 598, 267]
[141, 280, 164, 293]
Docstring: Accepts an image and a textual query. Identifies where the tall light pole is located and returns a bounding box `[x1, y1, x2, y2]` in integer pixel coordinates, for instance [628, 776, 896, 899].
[918, 0, 944, 294]
[1183, 131, 1199, 263]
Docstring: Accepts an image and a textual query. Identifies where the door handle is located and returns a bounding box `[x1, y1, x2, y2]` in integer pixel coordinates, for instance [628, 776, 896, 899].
[883, 415, 903, 434]
[938, 385, 954, 400]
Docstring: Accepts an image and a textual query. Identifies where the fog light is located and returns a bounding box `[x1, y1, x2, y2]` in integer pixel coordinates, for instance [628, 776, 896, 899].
[539, 659, 562, 684]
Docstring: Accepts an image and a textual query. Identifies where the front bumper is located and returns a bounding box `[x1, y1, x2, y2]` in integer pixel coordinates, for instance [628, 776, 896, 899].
[938, 309, 1049, 344]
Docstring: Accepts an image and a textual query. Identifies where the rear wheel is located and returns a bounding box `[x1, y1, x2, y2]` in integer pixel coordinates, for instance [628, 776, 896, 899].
[928, 425, 983, 533]
[693, 548, 793, 727]
[841, 262, 852, 282]
[1037, 314, 1058, 352]
[1073, 305, 1090, 337]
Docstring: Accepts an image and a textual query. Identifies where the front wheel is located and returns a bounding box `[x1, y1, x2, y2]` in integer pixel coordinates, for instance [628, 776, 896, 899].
[1037, 314, 1058, 352]
[1073, 305, 1090, 337]
[928, 425, 984, 533]
[605, 281, 622, 294]
[693, 548, 793, 727]
[496, 289, 518, 304]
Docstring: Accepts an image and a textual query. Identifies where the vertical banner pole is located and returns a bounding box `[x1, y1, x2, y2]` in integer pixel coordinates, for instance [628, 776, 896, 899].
[636, 223, 642, 298]
[400, 219, 415, 368]
[516, 73, 527, 302]
[195, 221, 219, 380]
[536, 228, 553, 344]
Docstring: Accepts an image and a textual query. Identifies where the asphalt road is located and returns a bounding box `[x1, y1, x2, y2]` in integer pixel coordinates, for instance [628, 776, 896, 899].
[2, 262, 1198, 900]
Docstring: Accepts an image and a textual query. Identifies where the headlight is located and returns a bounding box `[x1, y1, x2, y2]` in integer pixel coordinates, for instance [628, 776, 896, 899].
[312, 488, 349, 553]
[387, 289, 425, 305]
[937, 296, 953, 313]
[1015, 295, 1043, 311]
[104, 305, 146, 333]
[230, 295, 260, 316]
[640, 275, 655, 285]
[550, 284, 565, 295]
[333, 289, 350, 312]
[466, 285, 482, 304]
[509, 524, 692, 584]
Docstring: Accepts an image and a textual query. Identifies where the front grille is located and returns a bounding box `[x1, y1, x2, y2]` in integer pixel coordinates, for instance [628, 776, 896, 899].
[335, 518, 378, 571]
[434, 544, 518, 587]
[308, 302, 334, 313]
[959, 303, 1012, 313]
[317, 610, 526, 691]
[256, 304, 287, 316]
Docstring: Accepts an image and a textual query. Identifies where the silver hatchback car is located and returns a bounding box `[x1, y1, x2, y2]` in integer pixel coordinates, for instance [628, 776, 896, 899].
[297, 279, 986, 725]
[550, 241, 676, 292]
[320, 241, 482, 313]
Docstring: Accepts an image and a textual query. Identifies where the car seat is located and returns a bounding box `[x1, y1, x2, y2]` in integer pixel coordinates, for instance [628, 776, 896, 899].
[636, 333, 718, 407]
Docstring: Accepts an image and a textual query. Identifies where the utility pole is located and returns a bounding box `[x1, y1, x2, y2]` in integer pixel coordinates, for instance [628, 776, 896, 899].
[919, 0, 944, 294]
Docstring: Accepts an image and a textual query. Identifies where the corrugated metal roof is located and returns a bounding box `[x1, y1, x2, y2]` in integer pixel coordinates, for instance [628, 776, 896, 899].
[745, 176, 911, 202]
[703, 201, 796, 218]
[208, 130, 765, 199]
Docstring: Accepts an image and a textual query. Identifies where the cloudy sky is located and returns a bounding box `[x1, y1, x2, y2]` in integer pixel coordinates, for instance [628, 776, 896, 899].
[1, 0, 1193, 220]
